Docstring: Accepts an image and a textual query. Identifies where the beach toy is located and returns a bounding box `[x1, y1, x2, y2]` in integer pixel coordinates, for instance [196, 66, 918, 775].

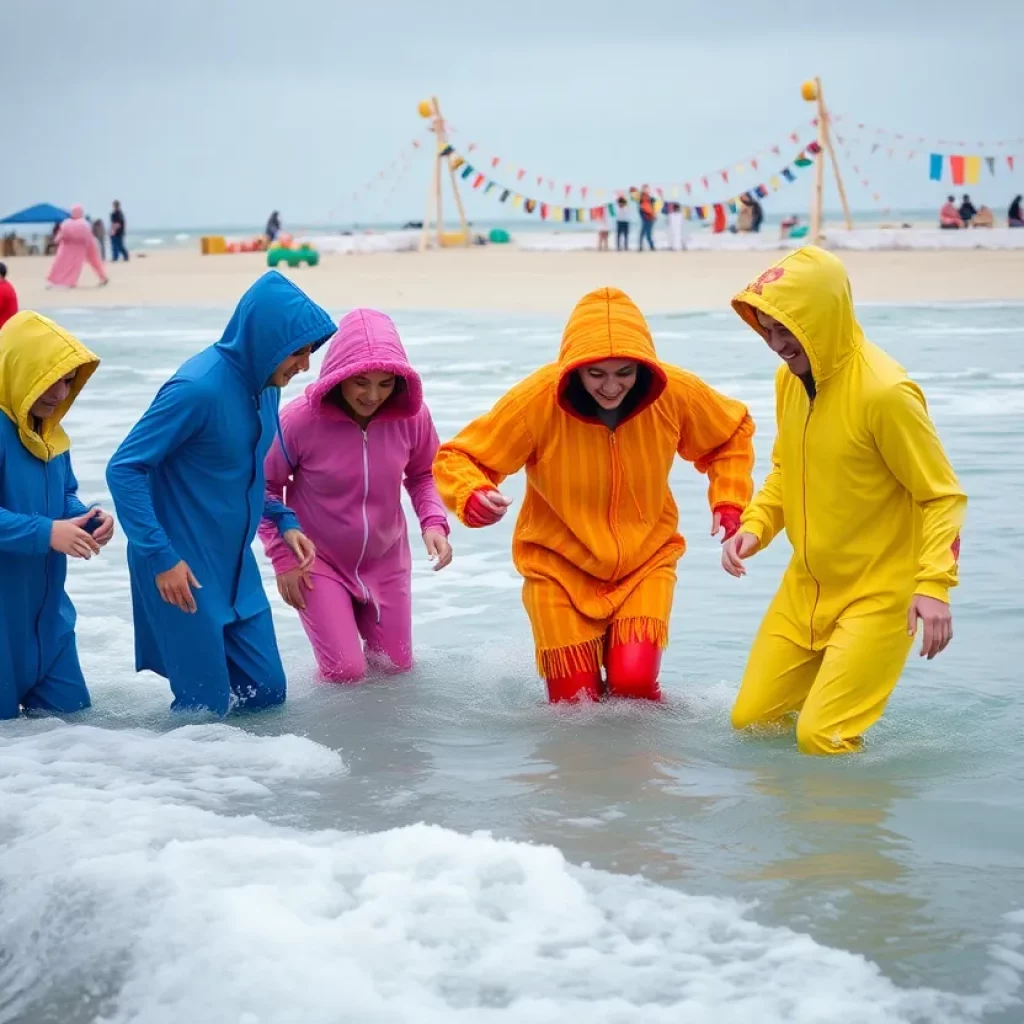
[267, 244, 319, 269]
[439, 230, 470, 247]
[200, 235, 227, 255]
[801, 80, 818, 101]
[790, 225, 809, 239]
[488, 228, 510, 244]
[418, 99, 435, 118]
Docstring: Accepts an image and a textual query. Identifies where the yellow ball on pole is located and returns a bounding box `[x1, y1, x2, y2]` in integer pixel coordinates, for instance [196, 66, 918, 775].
[417, 99, 435, 118]
[801, 80, 818, 102]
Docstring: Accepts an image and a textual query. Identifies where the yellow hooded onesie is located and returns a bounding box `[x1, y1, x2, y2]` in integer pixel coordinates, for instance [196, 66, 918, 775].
[433, 286, 755, 679]
[730, 247, 966, 754]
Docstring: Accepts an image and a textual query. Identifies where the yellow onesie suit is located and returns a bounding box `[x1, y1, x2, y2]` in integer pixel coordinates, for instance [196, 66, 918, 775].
[730, 247, 967, 755]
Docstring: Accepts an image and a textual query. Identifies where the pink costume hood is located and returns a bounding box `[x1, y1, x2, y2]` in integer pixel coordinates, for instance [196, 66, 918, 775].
[306, 309, 422, 420]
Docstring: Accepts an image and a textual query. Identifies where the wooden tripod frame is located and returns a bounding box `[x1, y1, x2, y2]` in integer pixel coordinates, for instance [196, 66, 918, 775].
[808, 77, 854, 244]
[419, 97, 471, 251]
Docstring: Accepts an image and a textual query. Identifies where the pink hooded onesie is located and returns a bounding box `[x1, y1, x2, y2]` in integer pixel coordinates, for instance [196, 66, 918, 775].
[46, 206, 107, 288]
[259, 309, 449, 681]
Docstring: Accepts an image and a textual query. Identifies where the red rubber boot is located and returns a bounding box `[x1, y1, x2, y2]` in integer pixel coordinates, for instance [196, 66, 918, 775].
[546, 669, 602, 704]
[605, 639, 662, 701]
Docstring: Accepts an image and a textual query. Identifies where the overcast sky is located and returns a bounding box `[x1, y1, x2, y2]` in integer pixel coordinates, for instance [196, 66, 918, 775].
[4, 0, 1022, 229]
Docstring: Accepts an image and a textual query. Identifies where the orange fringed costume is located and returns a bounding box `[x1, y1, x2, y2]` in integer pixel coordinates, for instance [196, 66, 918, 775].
[432, 287, 756, 695]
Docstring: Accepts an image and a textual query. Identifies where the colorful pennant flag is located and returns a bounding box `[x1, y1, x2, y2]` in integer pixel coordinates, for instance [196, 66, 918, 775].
[929, 153, 943, 181]
[964, 155, 981, 185]
[950, 155, 965, 185]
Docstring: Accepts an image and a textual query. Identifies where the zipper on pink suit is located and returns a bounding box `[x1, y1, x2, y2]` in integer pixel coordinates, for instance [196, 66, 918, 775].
[354, 428, 381, 624]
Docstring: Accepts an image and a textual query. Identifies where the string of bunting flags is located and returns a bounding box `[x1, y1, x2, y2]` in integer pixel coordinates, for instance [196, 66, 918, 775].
[831, 117, 1024, 151]
[443, 120, 820, 202]
[927, 152, 1016, 185]
[825, 117, 1020, 181]
[437, 141, 822, 222]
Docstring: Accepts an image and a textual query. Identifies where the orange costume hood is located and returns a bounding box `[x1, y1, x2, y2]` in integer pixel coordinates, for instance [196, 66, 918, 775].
[433, 287, 755, 677]
[554, 287, 667, 423]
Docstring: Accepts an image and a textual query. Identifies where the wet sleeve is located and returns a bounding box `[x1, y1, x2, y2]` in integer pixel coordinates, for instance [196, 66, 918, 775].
[63, 456, 92, 519]
[740, 371, 786, 550]
[432, 386, 536, 525]
[674, 372, 756, 512]
[105, 378, 205, 576]
[870, 380, 967, 602]
[258, 405, 302, 575]
[405, 410, 449, 536]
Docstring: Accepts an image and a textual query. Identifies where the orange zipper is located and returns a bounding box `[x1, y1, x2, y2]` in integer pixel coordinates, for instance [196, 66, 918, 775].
[608, 431, 624, 578]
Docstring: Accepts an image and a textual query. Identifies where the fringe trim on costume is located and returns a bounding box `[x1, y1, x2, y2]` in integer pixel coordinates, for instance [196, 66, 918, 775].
[537, 636, 605, 680]
[536, 617, 669, 679]
[608, 616, 669, 650]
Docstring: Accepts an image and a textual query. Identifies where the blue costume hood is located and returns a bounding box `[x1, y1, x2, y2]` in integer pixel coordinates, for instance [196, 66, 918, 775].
[216, 272, 336, 394]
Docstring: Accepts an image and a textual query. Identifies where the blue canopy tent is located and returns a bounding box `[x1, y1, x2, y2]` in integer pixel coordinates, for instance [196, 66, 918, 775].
[0, 203, 72, 224]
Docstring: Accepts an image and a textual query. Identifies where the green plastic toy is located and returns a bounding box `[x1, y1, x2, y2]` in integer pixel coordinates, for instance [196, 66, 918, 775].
[267, 246, 319, 268]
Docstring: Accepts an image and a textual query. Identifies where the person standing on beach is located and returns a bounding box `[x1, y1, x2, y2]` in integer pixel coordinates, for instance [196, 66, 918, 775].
[433, 286, 754, 704]
[91, 216, 107, 260]
[46, 207, 108, 288]
[0, 311, 115, 719]
[106, 272, 335, 715]
[722, 247, 966, 755]
[266, 211, 282, 243]
[110, 201, 128, 261]
[636, 186, 656, 251]
[615, 196, 631, 251]
[0, 263, 17, 329]
[259, 309, 452, 683]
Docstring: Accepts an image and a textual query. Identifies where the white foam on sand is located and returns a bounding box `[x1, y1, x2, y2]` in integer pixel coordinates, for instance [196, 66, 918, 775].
[514, 227, 1024, 252]
[1, 721, 1019, 1024]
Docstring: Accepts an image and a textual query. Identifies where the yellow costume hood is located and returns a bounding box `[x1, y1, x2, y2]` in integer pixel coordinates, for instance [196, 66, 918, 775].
[0, 311, 99, 461]
[732, 245, 864, 383]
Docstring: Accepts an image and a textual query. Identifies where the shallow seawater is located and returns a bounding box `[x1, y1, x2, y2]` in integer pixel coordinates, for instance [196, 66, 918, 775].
[1, 301, 1023, 1024]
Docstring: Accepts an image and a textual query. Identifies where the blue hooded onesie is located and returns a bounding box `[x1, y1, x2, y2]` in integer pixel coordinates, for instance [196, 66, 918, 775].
[0, 311, 100, 719]
[106, 272, 335, 714]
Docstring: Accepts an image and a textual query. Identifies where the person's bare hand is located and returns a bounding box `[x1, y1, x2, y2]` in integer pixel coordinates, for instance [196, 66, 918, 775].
[89, 507, 115, 546]
[721, 531, 759, 577]
[277, 567, 313, 611]
[50, 514, 101, 559]
[284, 529, 316, 570]
[907, 594, 953, 660]
[423, 528, 453, 571]
[156, 561, 201, 613]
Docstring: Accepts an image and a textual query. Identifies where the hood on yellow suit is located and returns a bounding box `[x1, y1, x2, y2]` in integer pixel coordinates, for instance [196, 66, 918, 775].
[731, 245, 865, 383]
[556, 286, 667, 421]
[0, 311, 99, 461]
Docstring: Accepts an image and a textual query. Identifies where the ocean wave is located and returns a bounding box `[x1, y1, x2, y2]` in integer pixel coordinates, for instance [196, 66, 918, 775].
[0, 722, 1018, 1024]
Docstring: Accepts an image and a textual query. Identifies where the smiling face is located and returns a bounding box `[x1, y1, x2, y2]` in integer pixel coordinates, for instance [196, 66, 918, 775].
[268, 345, 313, 388]
[30, 370, 76, 420]
[577, 359, 638, 410]
[340, 370, 398, 420]
[755, 309, 812, 377]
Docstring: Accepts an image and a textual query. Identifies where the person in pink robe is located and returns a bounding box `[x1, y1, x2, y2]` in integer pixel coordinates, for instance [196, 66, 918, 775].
[46, 206, 108, 288]
[259, 309, 452, 682]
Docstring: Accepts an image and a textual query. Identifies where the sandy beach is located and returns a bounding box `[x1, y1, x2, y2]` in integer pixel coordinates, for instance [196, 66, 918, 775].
[6, 246, 1022, 315]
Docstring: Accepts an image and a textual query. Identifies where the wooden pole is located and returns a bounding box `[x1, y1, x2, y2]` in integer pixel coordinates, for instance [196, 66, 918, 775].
[810, 76, 826, 244]
[431, 97, 470, 246]
[447, 159, 471, 244]
[820, 98, 854, 231]
[420, 102, 441, 253]
[433, 98, 445, 248]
